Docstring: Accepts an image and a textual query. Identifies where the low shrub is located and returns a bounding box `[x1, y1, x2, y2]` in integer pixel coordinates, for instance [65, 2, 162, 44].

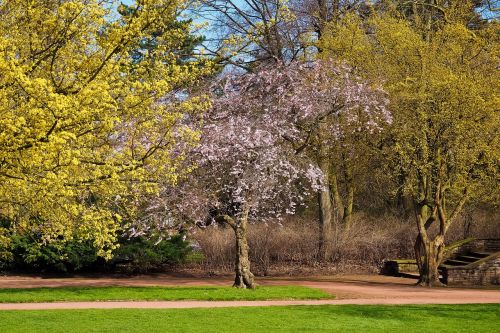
[111, 235, 193, 273]
[8, 235, 98, 273]
[2, 232, 194, 274]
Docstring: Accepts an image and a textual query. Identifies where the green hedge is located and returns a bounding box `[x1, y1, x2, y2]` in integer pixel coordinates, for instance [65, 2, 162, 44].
[2, 232, 195, 274]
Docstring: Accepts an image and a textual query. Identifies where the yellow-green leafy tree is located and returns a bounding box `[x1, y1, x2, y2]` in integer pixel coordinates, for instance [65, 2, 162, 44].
[0, 0, 212, 260]
[320, 2, 499, 285]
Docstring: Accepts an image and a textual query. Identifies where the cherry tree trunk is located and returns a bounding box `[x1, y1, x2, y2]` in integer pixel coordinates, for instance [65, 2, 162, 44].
[232, 215, 255, 289]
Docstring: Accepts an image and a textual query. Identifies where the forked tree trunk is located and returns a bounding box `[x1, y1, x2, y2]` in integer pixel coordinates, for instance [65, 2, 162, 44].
[414, 204, 445, 287]
[415, 237, 445, 287]
[413, 146, 469, 287]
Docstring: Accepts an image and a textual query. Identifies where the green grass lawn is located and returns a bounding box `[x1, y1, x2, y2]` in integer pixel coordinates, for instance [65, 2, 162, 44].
[0, 304, 498, 333]
[0, 286, 331, 303]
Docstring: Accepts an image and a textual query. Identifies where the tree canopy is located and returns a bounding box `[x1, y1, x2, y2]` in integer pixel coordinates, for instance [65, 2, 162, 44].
[319, 2, 499, 284]
[0, 0, 212, 258]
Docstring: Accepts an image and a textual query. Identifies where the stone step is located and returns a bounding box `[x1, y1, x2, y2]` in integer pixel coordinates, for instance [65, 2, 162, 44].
[455, 255, 481, 263]
[443, 259, 470, 266]
[467, 251, 494, 258]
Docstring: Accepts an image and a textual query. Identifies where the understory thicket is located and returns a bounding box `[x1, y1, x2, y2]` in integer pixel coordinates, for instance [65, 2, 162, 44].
[192, 210, 500, 276]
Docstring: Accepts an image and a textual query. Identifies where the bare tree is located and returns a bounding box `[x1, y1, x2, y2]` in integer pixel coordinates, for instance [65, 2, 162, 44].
[195, 0, 313, 69]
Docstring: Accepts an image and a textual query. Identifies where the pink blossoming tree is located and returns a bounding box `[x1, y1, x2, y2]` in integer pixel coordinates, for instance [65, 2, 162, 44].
[135, 60, 390, 288]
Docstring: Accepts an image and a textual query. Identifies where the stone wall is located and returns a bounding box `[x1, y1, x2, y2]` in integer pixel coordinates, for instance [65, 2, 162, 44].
[381, 238, 500, 285]
[381, 260, 418, 276]
[445, 256, 500, 286]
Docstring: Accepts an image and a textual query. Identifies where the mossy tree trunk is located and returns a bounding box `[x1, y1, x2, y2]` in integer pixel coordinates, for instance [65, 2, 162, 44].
[416, 237, 445, 286]
[414, 210, 445, 287]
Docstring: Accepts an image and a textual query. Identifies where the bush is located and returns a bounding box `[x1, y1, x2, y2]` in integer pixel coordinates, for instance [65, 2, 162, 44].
[8, 235, 99, 273]
[111, 235, 193, 273]
[3, 229, 194, 274]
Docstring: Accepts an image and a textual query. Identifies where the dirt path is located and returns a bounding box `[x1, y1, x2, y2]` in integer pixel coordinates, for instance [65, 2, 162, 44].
[0, 274, 499, 310]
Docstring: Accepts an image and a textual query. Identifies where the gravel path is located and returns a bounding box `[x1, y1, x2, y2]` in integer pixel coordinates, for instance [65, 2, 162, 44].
[0, 274, 498, 310]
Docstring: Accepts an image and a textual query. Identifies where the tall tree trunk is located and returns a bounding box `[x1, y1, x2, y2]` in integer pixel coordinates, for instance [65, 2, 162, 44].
[342, 191, 353, 230]
[318, 184, 333, 261]
[317, 0, 328, 31]
[397, 171, 414, 217]
[330, 172, 344, 219]
[314, 0, 335, 259]
[315, 0, 329, 52]
[342, 161, 354, 231]
[317, 137, 333, 261]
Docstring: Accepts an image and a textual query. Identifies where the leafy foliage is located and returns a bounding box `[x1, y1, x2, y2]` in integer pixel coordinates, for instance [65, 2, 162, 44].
[9, 235, 98, 273]
[320, 3, 499, 284]
[112, 235, 193, 273]
[0, 0, 212, 259]
[2, 230, 194, 274]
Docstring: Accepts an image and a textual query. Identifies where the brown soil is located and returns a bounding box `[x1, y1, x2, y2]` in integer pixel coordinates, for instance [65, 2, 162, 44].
[0, 274, 498, 310]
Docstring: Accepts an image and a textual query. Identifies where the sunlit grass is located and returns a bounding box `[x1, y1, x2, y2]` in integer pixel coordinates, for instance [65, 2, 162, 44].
[0, 285, 331, 303]
[0, 304, 498, 333]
